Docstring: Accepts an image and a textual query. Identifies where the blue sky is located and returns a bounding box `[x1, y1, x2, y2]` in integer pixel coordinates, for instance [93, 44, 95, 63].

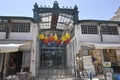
[0, 0, 120, 20]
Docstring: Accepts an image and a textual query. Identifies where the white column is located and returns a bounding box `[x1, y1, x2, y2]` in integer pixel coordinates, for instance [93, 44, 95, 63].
[30, 23, 38, 77]
[3, 53, 9, 78]
[0, 54, 3, 72]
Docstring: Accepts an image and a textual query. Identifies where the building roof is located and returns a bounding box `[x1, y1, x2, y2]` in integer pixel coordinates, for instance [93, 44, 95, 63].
[110, 7, 120, 21]
[115, 7, 120, 15]
[79, 19, 120, 24]
[0, 16, 34, 22]
[0, 16, 120, 24]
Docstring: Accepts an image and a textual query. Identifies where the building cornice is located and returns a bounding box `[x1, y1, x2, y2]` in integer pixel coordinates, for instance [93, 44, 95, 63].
[79, 19, 120, 24]
[0, 16, 34, 22]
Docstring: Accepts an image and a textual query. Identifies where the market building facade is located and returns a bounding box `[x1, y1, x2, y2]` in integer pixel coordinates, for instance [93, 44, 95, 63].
[0, 16, 37, 78]
[0, 1, 120, 79]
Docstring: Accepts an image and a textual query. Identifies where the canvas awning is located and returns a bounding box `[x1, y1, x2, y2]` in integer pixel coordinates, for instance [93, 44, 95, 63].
[80, 42, 120, 49]
[0, 40, 32, 53]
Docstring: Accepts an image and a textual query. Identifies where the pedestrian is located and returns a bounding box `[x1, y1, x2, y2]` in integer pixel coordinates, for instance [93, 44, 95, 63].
[8, 57, 16, 75]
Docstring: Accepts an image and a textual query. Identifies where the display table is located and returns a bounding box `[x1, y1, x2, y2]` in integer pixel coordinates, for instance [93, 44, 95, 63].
[17, 72, 28, 80]
[5, 75, 18, 80]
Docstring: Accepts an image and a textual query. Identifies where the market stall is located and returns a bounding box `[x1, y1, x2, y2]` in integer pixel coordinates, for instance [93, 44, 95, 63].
[80, 42, 120, 74]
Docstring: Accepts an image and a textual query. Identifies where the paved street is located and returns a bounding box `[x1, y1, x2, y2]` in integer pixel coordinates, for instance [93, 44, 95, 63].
[35, 77, 100, 80]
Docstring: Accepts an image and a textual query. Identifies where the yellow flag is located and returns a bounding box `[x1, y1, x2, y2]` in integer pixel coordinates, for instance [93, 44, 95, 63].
[39, 34, 45, 40]
[54, 34, 58, 41]
[61, 35, 66, 42]
[65, 32, 70, 39]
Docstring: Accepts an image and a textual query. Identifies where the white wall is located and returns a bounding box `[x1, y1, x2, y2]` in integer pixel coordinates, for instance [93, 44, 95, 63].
[0, 32, 6, 39]
[74, 23, 120, 59]
[78, 34, 101, 42]
[78, 34, 120, 43]
[0, 32, 32, 40]
[102, 35, 120, 42]
[75, 24, 101, 42]
[0, 20, 33, 40]
[9, 22, 33, 40]
[76, 23, 120, 43]
[30, 23, 39, 77]
[75, 24, 101, 56]
[10, 33, 32, 40]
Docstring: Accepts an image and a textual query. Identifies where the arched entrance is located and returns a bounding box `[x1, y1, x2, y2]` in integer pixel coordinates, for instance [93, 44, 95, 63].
[33, 1, 79, 78]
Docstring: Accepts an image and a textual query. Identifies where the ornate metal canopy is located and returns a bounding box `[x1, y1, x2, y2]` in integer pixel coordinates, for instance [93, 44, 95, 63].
[33, 1, 79, 36]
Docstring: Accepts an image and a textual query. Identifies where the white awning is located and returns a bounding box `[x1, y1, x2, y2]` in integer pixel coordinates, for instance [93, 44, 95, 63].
[80, 42, 120, 49]
[0, 40, 32, 53]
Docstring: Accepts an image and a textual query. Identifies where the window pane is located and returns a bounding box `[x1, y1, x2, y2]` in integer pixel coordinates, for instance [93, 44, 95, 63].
[81, 25, 98, 34]
[0, 23, 7, 32]
[101, 26, 118, 35]
[12, 23, 30, 32]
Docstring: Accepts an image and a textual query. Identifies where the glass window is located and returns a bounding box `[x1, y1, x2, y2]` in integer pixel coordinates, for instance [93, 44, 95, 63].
[12, 23, 30, 32]
[101, 26, 118, 35]
[81, 25, 98, 34]
[0, 23, 7, 32]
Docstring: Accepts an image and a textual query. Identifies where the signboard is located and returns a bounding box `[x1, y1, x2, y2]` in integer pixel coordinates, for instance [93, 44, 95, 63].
[83, 56, 92, 68]
[83, 56, 95, 75]
[103, 62, 111, 67]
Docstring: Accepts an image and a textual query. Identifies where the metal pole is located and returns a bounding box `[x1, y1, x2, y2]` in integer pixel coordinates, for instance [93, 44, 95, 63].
[46, 66, 48, 80]
[73, 41, 76, 77]
[99, 24, 103, 42]
[1, 54, 5, 80]
[89, 73, 92, 80]
[82, 51, 84, 80]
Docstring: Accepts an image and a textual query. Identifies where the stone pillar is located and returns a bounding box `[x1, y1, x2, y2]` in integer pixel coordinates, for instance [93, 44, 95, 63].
[3, 53, 9, 78]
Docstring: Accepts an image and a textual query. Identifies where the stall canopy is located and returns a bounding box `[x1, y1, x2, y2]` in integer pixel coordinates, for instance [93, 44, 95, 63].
[0, 40, 32, 53]
[80, 42, 120, 49]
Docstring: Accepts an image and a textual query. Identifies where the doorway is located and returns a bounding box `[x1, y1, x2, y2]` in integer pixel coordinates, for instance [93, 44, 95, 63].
[8, 51, 23, 74]
[40, 49, 66, 68]
[39, 48, 68, 78]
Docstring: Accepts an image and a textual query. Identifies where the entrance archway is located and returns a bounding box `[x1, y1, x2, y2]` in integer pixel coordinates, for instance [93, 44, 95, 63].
[33, 1, 79, 78]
